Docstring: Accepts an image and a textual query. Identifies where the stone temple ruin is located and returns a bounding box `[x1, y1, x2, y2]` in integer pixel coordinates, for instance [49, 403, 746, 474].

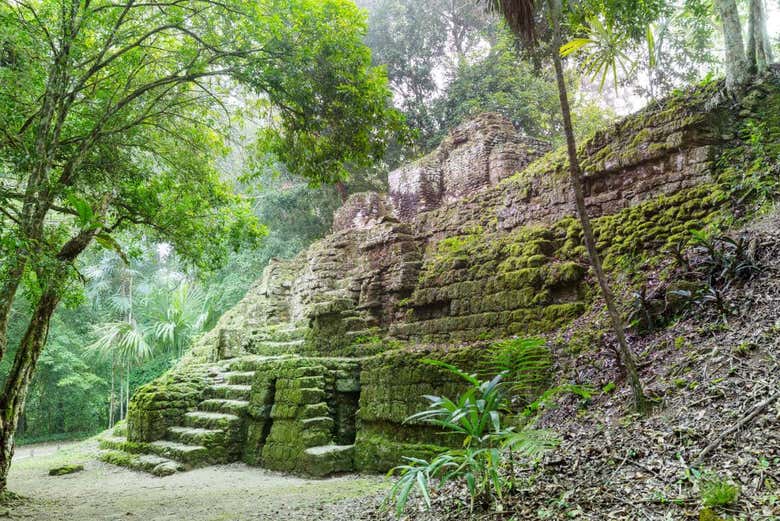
[97, 77, 780, 477]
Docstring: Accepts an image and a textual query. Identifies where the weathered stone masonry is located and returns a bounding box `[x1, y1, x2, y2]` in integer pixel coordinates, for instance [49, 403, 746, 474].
[104, 76, 780, 477]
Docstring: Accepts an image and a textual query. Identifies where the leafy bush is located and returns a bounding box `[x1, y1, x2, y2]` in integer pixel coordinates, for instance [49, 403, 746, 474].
[522, 383, 594, 416]
[627, 285, 665, 332]
[688, 230, 761, 288]
[386, 360, 557, 515]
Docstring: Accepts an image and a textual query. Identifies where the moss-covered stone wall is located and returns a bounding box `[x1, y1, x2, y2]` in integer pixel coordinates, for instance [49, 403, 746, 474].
[174, 76, 780, 363]
[241, 356, 361, 476]
[123, 72, 780, 476]
[355, 345, 482, 472]
[127, 364, 210, 442]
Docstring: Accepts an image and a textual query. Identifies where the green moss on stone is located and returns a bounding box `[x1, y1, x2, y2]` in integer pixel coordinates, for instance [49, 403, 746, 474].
[48, 464, 84, 476]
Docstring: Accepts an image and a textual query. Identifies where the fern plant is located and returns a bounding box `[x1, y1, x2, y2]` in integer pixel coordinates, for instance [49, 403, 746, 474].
[483, 337, 552, 404]
[386, 360, 558, 516]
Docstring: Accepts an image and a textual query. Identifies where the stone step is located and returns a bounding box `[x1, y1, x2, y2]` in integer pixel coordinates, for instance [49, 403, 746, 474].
[300, 444, 355, 477]
[205, 365, 225, 377]
[301, 416, 334, 431]
[249, 326, 307, 343]
[167, 426, 225, 447]
[184, 411, 242, 431]
[248, 339, 305, 356]
[199, 398, 250, 416]
[225, 355, 291, 372]
[345, 328, 383, 342]
[99, 449, 184, 477]
[148, 440, 209, 466]
[224, 371, 255, 385]
[98, 435, 141, 453]
[207, 383, 252, 400]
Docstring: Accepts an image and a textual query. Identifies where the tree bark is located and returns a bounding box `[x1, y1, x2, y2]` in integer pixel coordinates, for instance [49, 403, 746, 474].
[0, 288, 61, 490]
[0, 8, 78, 364]
[547, 0, 647, 413]
[125, 363, 130, 421]
[0, 260, 27, 363]
[335, 181, 349, 203]
[747, 0, 774, 72]
[109, 362, 115, 429]
[714, 0, 750, 91]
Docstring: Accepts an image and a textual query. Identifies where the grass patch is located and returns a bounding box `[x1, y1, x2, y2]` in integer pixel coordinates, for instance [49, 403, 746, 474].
[17, 431, 96, 447]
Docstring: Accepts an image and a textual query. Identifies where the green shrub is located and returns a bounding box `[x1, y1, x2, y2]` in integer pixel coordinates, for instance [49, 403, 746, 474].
[385, 360, 557, 515]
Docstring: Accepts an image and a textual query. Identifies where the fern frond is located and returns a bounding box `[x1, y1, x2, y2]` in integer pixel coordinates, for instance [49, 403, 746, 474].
[483, 337, 553, 403]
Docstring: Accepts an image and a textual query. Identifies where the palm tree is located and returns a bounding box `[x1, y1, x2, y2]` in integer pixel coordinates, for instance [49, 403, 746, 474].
[559, 15, 634, 94]
[85, 252, 143, 425]
[480, 0, 648, 412]
[88, 320, 152, 426]
[143, 281, 210, 359]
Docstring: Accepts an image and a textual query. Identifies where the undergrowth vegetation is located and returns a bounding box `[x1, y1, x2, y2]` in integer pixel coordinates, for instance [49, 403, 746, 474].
[482, 337, 553, 405]
[700, 476, 741, 508]
[628, 227, 764, 334]
[385, 357, 558, 516]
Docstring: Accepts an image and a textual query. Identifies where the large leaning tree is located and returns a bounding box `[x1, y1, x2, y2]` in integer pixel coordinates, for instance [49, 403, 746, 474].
[0, 0, 403, 491]
[479, 0, 672, 413]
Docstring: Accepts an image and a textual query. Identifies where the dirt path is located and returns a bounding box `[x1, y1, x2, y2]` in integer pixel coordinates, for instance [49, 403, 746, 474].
[3, 440, 388, 521]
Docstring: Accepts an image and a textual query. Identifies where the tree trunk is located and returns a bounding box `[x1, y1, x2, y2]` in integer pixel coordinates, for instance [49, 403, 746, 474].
[547, 0, 648, 413]
[0, 289, 60, 491]
[0, 3, 81, 367]
[714, 0, 750, 91]
[0, 226, 98, 492]
[119, 372, 125, 421]
[748, 0, 774, 72]
[109, 363, 115, 429]
[335, 181, 349, 203]
[125, 363, 130, 421]
[0, 259, 29, 363]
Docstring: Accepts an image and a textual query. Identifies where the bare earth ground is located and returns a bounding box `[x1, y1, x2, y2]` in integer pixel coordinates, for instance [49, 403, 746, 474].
[3, 440, 389, 521]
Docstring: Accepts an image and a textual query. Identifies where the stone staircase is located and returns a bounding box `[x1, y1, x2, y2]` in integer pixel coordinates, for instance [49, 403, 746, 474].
[245, 325, 307, 356]
[98, 364, 254, 476]
[99, 351, 362, 477]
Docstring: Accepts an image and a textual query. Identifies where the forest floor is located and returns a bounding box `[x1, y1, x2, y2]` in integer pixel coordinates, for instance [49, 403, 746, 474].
[2, 440, 388, 521]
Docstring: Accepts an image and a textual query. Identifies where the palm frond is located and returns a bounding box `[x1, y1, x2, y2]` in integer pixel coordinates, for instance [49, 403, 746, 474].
[500, 428, 559, 459]
[422, 358, 480, 386]
[87, 320, 152, 365]
[481, 0, 538, 43]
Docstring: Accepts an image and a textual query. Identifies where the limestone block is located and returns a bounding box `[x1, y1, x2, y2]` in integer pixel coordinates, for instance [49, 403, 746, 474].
[332, 192, 394, 232]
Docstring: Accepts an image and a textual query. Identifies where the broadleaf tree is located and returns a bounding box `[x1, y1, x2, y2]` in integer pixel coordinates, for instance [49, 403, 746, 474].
[0, 0, 404, 492]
